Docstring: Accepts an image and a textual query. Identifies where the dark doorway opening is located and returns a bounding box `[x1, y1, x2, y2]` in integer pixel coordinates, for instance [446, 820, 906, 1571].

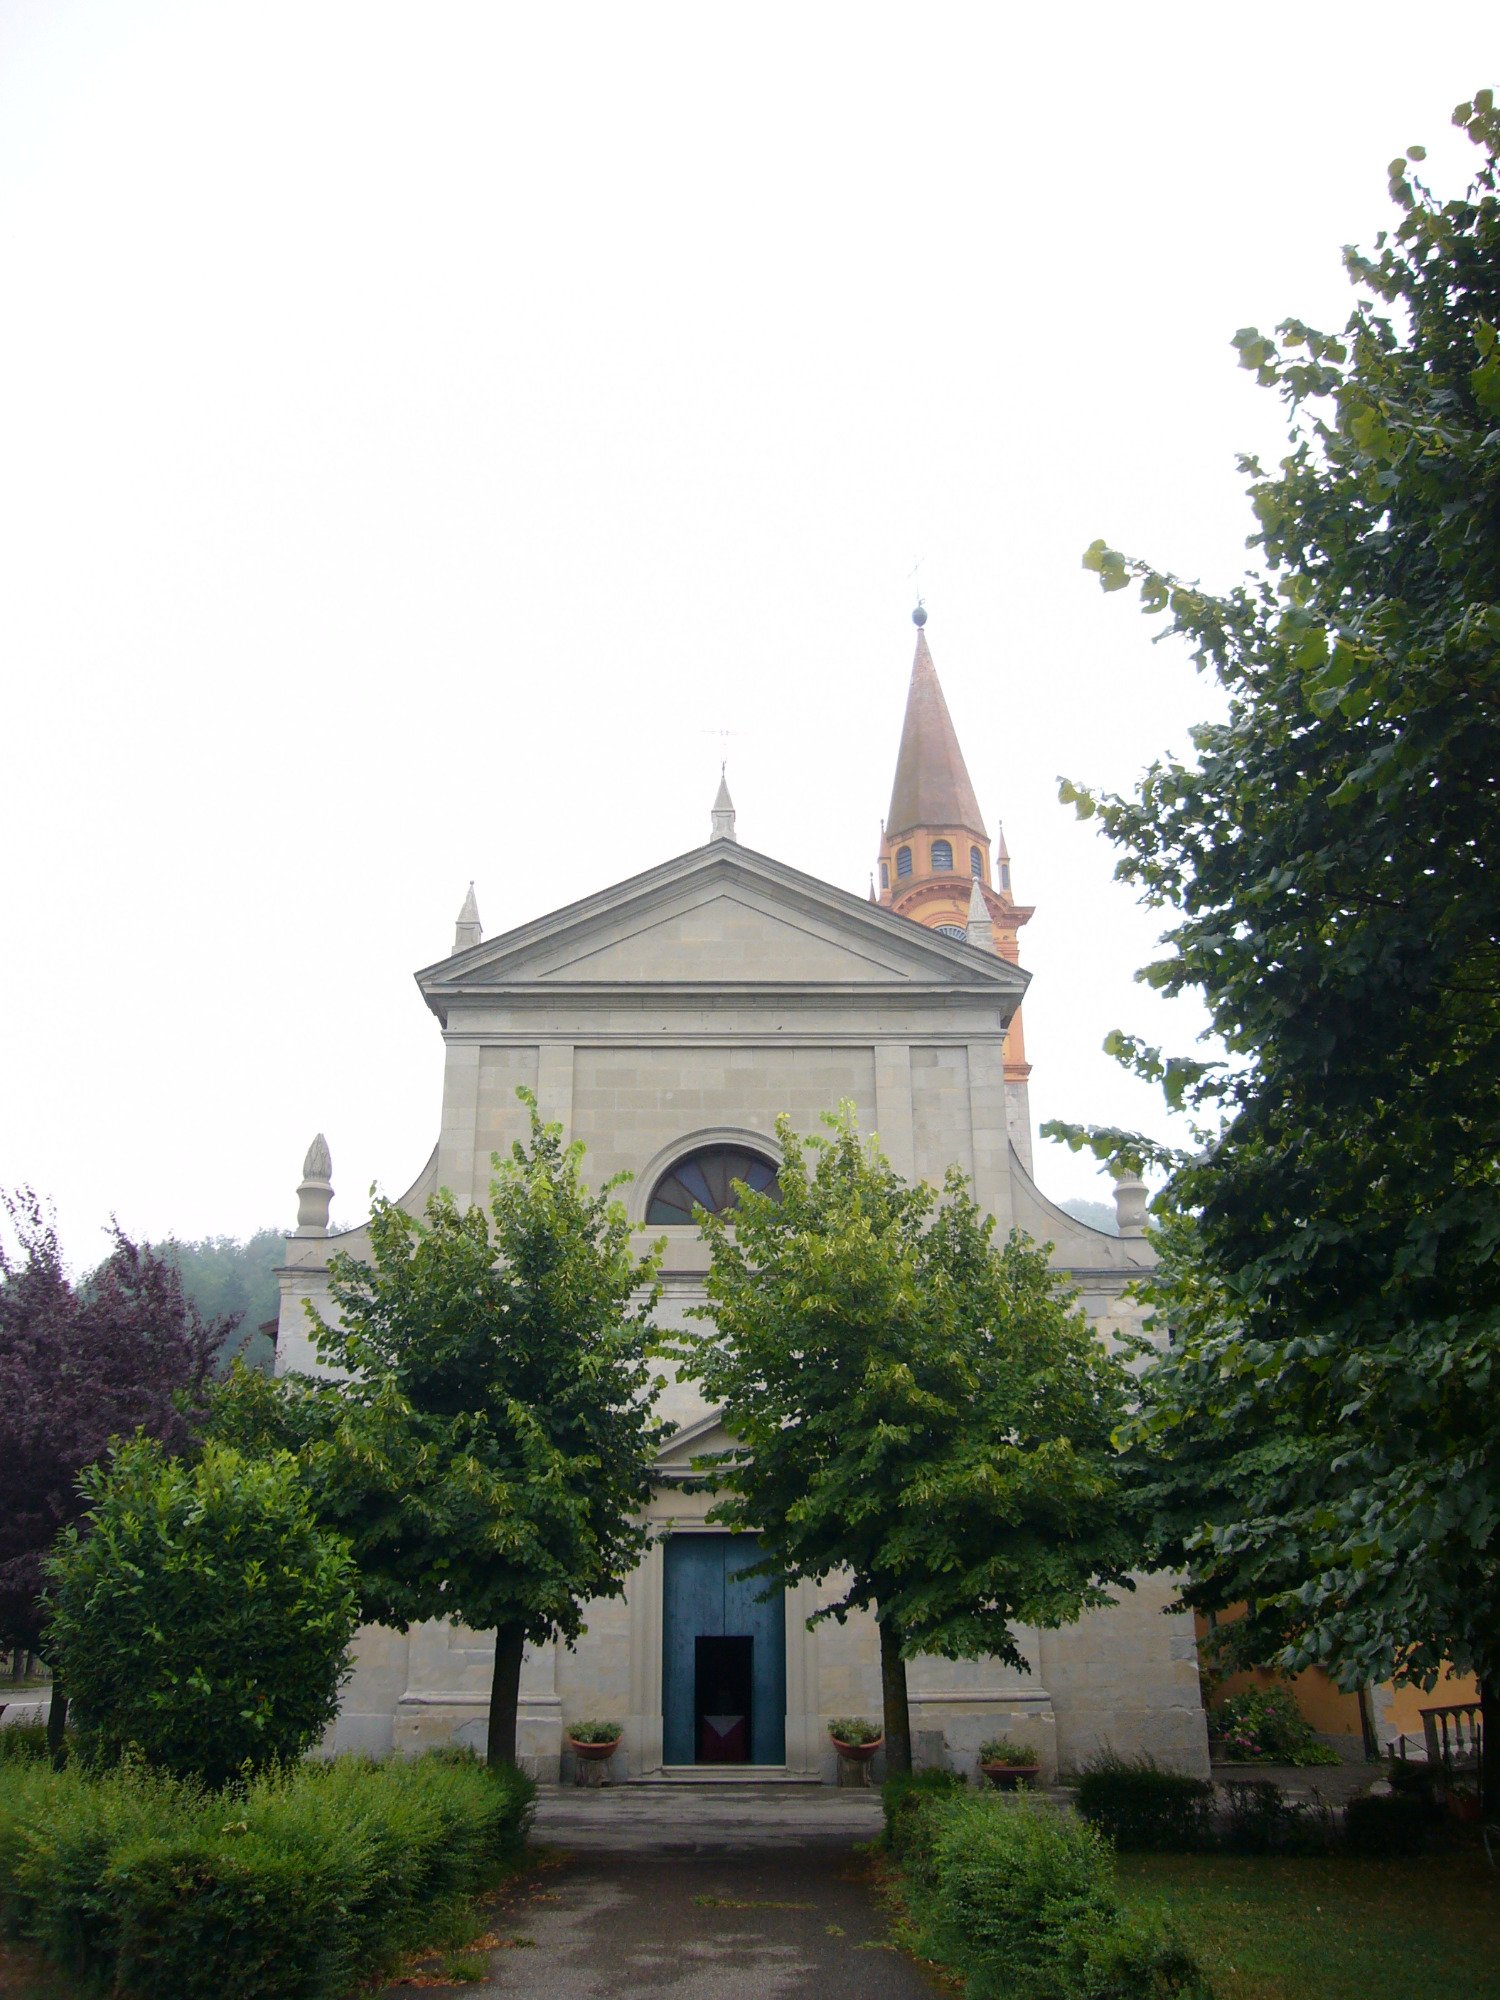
[695, 1635, 752, 1763]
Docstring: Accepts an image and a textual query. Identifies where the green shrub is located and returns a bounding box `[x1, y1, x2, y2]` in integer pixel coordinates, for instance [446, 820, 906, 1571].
[0, 1748, 535, 2000]
[1063, 1901, 1216, 1999]
[0, 1724, 49, 1766]
[1075, 1754, 1215, 1853]
[881, 1766, 966, 1861]
[1209, 1685, 1340, 1766]
[567, 1719, 623, 1744]
[1219, 1778, 1335, 1857]
[915, 1791, 1119, 1998]
[3, 1758, 199, 1977]
[45, 1438, 360, 1787]
[980, 1738, 1041, 1765]
[896, 1789, 1213, 2000]
[1343, 1791, 1442, 1858]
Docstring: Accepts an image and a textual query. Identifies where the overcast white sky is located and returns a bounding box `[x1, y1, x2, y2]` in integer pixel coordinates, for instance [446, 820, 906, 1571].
[0, 3, 1491, 1269]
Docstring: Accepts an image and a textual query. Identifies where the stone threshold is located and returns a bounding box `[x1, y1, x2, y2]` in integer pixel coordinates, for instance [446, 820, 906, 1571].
[634, 1767, 825, 1786]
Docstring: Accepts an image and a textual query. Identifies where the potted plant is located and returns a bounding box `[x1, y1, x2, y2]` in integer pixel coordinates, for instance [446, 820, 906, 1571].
[978, 1737, 1042, 1789]
[567, 1718, 623, 1786]
[828, 1716, 883, 1781]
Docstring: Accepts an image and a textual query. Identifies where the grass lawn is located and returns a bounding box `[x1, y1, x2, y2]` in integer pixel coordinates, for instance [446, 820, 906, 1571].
[1117, 1849, 1500, 2000]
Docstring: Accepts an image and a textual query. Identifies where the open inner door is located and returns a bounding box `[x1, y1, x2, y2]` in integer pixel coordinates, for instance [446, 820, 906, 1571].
[695, 1634, 752, 1762]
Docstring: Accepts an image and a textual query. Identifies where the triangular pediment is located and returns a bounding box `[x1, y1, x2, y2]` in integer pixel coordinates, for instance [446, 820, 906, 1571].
[654, 1409, 740, 1479]
[417, 842, 1028, 1015]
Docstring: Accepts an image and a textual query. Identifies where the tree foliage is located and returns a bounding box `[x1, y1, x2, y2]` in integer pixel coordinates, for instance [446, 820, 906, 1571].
[214, 1094, 666, 1766]
[672, 1110, 1140, 1773]
[0, 1191, 237, 1657]
[144, 1229, 284, 1373]
[1049, 93, 1500, 1795]
[45, 1437, 359, 1786]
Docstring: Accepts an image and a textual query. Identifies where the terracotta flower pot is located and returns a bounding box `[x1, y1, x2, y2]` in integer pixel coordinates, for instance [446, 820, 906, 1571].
[980, 1760, 1041, 1789]
[830, 1734, 883, 1763]
[569, 1736, 621, 1761]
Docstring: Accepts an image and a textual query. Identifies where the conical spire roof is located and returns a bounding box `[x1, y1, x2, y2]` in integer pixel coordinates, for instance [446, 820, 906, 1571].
[710, 769, 737, 842]
[884, 623, 986, 840]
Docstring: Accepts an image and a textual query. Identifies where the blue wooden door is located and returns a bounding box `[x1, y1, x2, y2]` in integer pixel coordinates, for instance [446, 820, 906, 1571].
[662, 1534, 786, 1765]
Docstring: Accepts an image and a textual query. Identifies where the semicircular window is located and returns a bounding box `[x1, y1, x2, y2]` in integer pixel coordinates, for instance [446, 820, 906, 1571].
[935, 923, 966, 940]
[646, 1146, 780, 1225]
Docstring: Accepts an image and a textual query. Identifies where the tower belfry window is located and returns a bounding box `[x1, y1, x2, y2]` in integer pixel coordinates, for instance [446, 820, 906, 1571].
[931, 840, 953, 871]
[896, 846, 912, 878]
[970, 847, 982, 878]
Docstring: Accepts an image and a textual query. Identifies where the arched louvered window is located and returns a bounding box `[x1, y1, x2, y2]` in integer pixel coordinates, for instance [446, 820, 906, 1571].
[646, 1146, 780, 1225]
[935, 923, 966, 940]
[970, 847, 982, 878]
[931, 840, 953, 871]
[896, 846, 913, 878]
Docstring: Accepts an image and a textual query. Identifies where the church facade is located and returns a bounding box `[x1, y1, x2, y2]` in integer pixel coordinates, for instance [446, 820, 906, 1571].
[276, 615, 1209, 1784]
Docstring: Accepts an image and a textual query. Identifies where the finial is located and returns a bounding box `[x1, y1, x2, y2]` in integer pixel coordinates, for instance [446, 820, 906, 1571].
[711, 769, 737, 843]
[868, 873, 877, 903]
[1113, 1170, 1149, 1238]
[296, 1134, 333, 1236]
[965, 877, 994, 950]
[453, 881, 482, 953]
[912, 602, 927, 627]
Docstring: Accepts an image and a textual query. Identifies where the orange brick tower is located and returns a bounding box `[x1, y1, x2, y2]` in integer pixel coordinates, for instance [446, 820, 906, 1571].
[876, 606, 1034, 1161]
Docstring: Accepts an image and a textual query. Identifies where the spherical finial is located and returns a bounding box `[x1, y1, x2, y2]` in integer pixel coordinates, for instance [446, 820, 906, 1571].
[912, 603, 927, 627]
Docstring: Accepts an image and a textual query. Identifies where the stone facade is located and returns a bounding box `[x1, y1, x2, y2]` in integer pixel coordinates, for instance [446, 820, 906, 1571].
[277, 832, 1209, 1784]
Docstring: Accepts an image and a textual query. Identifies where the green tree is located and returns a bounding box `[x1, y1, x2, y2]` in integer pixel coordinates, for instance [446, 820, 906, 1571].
[1051, 94, 1500, 1803]
[45, 1437, 359, 1785]
[673, 1111, 1141, 1775]
[145, 1229, 285, 1372]
[222, 1095, 666, 1768]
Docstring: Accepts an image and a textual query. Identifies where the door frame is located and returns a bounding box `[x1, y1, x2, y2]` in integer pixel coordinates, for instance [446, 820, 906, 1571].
[625, 1518, 822, 1778]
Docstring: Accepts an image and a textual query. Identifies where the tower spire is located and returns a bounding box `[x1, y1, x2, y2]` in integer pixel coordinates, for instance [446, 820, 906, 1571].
[453, 881, 482, 953]
[884, 609, 987, 841]
[873, 608, 1036, 1172]
[710, 767, 737, 843]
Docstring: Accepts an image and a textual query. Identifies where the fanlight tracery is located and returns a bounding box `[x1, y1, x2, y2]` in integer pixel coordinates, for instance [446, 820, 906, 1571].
[646, 1146, 780, 1225]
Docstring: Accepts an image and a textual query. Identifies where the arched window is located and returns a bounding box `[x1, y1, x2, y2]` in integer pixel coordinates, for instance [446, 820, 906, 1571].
[646, 1146, 780, 1225]
[880, 861, 889, 889]
[970, 847, 982, 879]
[896, 846, 913, 878]
[1000, 862, 1012, 891]
[935, 923, 966, 940]
[931, 840, 953, 871]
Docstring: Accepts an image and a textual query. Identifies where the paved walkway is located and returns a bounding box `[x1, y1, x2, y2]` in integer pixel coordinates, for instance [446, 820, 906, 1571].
[381, 1784, 937, 1998]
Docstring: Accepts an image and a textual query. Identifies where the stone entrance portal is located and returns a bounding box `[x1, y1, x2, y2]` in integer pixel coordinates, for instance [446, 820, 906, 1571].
[662, 1533, 786, 1766]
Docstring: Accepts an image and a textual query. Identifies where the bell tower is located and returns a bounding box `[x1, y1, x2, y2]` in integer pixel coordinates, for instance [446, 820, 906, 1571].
[876, 608, 1035, 1168]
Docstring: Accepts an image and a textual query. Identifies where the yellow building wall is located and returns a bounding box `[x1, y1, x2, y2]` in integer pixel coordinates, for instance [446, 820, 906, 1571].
[1382, 1666, 1480, 1737]
[1198, 1609, 1480, 1749]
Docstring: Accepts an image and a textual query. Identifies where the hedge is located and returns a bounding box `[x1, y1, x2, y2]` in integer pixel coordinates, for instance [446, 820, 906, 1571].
[1074, 1754, 1216, 1853]
[888, 1782, 1214, 2000]
[0, 1749, 535, 2000]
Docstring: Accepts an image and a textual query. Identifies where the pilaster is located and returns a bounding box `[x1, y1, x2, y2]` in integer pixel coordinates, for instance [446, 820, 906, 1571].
[873, 1043, 915, 1179]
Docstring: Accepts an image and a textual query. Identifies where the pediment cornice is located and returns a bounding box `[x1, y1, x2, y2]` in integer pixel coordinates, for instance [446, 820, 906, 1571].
[416, 841, 1029, 1024]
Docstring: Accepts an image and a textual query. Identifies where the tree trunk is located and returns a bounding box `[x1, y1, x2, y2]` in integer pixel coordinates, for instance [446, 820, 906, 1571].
[878, 1613, 912, 1778]
[46, 1672, 68, 1767]
[486, 1623, 527, 1770]
[1480, 1674, 1498, 1823]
